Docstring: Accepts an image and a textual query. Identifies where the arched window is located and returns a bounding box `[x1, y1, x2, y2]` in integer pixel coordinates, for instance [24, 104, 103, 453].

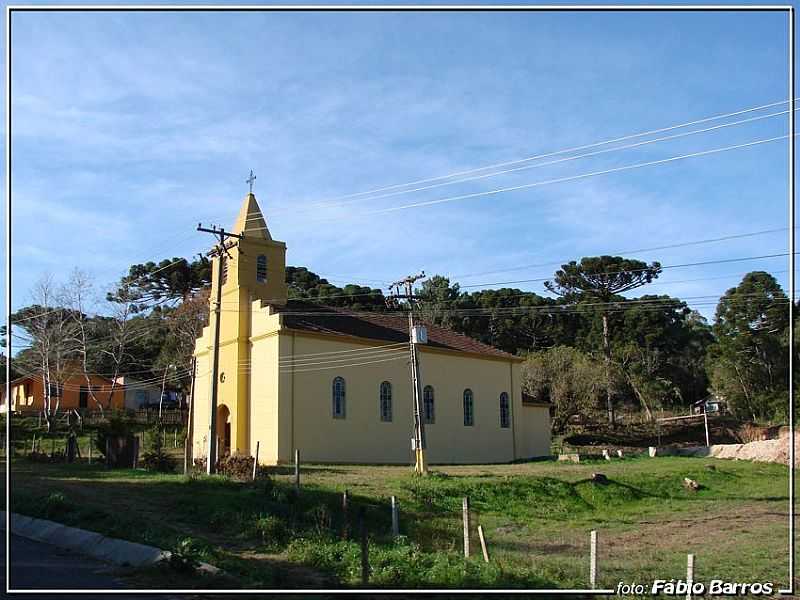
[220, 256, 228, 286]
[423, 385, 435, 424]
[332, 377, 346, 419]
[256, 255, 267, 283]
[500, 392, 510, 428]
[463, 389, 474, 426]
[379, 381, 392, 422]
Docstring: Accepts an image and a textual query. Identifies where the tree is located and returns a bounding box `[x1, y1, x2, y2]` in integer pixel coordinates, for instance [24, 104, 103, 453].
[545, 256, 662, 425]
[594, 297, 713, 416]
[286, 266, 385, 311]
[64, 269, 147, 415]
[154, 289, 210, 391]
[706, 272, 790, 421]
[108, 257, 211, 310]
[11, 276, 82, 431]
[522, 346, 609, 432]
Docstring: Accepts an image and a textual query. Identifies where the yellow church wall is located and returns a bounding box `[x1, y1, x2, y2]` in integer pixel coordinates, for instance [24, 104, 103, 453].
[281, 332, 414, 464]
[249, 330, 282, 465]
[412, 348, 517, 464]
[191, 344, 212, 462]
[279, 332, 550, 465]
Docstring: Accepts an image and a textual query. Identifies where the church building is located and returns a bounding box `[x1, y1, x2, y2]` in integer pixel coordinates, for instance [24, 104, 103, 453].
[191, 192, 551, 465]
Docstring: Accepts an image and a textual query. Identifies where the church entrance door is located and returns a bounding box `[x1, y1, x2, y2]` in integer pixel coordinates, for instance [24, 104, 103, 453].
[217, 405, 231, 456]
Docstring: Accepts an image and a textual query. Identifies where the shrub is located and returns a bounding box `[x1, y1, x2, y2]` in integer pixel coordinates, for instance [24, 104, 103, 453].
[253, 515, 291, 550]
[93, 412, 136, 457]
[168, 538, 203, 573]
[140, 423, 176, 473]
[287, 536, 555, 587]
[192, 455, 270, 481]
[306, 504, 333, 537]
[43, 492, 68, 518]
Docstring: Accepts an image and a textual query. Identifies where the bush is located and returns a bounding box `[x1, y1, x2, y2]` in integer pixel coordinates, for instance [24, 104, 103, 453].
[43, 492, 69, 518]
[168, 537, 204, 573]
[94, 412, 136, 457]
[253, 515, 291, 550]
[140, 423, 176, 473]
[286, 536, 555, 587]
[193, 455, 270, 481]
[306, 504, 333, 537]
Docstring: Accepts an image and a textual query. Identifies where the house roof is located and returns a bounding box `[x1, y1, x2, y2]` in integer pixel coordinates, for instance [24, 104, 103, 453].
[275, 299, 520, 361]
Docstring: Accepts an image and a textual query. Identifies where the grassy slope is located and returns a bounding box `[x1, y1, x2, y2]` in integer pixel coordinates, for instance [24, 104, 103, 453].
[6, 455, 790, 590]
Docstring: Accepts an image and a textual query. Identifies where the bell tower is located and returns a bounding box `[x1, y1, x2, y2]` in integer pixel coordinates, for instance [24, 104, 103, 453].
[205, 190, 287, 459]
[227, 192, 288, 307]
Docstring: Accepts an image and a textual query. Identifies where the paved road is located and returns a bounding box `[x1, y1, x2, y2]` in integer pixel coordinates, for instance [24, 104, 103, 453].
[1, 535, 291, 599]
[2, 535, 167, 598]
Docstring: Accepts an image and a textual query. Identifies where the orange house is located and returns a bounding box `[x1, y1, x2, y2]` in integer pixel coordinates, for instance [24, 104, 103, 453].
[7, 371, 125, 413]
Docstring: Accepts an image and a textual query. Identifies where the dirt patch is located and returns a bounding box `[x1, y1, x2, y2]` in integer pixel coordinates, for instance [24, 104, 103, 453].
[564, 416, 743, 449]
[604, 503, 786, 554]
[711, 436, 800, 467]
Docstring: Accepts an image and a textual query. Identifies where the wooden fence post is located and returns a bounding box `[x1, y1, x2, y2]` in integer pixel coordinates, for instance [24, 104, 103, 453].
[462, 497, 470, 558]
[478, 525, 490, 563]
[252, 440, 260, 481]
[590, 530, 597, 589]
[31, 434, 36, 455]
[686, 554, 694, 600]
[88, 433, 93, 465]
[342, 490, 350, 540]
[390, 495, 399, 538]
[294, 448, 300, 492]
[359, 507, 369, 585]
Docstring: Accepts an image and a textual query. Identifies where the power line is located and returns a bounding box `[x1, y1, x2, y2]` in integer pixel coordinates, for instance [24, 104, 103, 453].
[459, 252, 792, 289]
[236, 106, 796, 223]
[278, 355, 408, 374]
[205, 249, 791, 309]
[360, 134, 794, 217]
[449, 227, 792, 281]
[274, 341, 407, 361]
[214, 285, 793, 318]
[228, 97, 796, 222]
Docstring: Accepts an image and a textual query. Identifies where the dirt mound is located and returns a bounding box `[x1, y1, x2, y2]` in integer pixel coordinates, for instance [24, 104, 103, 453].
[708, 435, 799, 467]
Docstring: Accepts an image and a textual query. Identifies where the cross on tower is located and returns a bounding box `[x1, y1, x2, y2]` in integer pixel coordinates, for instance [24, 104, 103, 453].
[246, 169, 257, 194]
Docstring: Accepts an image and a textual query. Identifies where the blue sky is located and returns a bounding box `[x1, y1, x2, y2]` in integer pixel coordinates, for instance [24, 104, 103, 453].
[6, 7, 793, 323]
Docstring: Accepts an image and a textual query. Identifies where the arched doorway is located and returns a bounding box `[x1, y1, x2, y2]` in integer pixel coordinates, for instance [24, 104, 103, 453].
[217, 405, 231, 456]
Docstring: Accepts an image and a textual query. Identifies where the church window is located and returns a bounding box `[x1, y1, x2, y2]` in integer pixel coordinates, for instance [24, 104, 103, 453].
[379, 381, 392, 422]
[332, 377, 346, 419]
[423, 385, 435, 424]
[256, 255, 267, 283]
[220, 256, 228, 286]
[463, 389, 474, 426]
[500, 392, 510, 428]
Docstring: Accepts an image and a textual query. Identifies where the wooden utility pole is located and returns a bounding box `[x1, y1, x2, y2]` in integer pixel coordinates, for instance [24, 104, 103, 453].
[184, 356, 197, 475]
[196, 223, 244, 475]
[159, 364, 174, 420]
[388, 271, 427, 475]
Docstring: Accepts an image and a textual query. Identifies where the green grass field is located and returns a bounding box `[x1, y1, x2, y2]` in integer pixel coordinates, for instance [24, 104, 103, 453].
[5, 452, 791, 591]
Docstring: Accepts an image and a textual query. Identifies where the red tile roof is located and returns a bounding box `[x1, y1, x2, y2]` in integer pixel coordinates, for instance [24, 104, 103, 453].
[276, 300, 519, 360]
